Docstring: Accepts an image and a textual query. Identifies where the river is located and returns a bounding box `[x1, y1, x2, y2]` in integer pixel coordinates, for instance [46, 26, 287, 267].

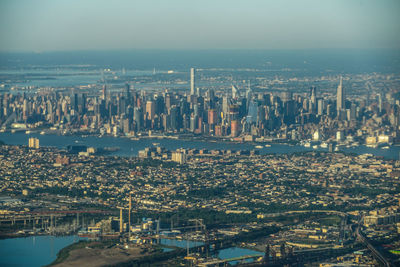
[0, 235, 87, 267]
[159, 239, 262, 265]
[0, 132, 398, 159]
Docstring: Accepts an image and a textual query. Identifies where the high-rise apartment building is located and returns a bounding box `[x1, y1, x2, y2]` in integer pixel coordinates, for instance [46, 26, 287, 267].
[28, 137, 39, 149]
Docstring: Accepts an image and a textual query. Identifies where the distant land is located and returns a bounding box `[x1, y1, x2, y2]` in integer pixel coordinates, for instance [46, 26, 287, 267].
[1, 49, 399, 73]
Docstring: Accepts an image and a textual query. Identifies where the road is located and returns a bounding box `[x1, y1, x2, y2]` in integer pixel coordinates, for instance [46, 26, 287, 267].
[356, 225, 391, 267]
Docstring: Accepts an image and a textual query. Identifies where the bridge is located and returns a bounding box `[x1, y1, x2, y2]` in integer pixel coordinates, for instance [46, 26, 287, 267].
[259, 209, 348, 218]
[0, 210, 111, 222]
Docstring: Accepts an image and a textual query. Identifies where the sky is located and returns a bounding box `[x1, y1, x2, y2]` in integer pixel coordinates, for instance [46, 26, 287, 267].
[0, 0, 399, 52]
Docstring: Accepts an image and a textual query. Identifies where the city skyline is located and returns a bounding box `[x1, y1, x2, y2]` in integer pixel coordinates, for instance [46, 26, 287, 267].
[0, 67, 395, 146]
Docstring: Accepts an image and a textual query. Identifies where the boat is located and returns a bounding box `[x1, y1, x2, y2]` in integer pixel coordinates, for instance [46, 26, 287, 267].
[265, 144, 271, 147]
[25, 130, 31, 134]
[381, 146, 390, 149]
[320, 142, 328, 148]
[312, 145, 318, 149]
[40, 131, 46, 135]
[255, 145, 263, 149]
[304, 142, 311, 148]
[152, 143, 160, 146]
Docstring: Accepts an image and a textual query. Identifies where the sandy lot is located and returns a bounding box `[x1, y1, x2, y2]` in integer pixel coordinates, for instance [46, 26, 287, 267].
[53, 245, 151, 267]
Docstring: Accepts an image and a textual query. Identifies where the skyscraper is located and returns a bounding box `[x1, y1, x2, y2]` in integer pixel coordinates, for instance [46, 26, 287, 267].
[170, 105, 179, 131]
[190, 68, 195, 95]
[336, 76, 345, 113]
[246, 100, 258, 124]
[102, 85, 107, 100]
[208, 109, 217, 125]
[231, 120, 239, 137]
[134, 107, 142, 131]
[232, 85, 238, 99]
[310, 86, 316, 105]
[146, 100, 155, 120]
[310, 86, 317, 114]
[125, 83, 131, 105]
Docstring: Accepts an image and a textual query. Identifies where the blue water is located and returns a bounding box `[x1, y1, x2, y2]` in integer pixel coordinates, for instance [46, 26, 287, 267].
[0, 68, 153, 87]
[158, 239, 262, 265]
[1, 50, 399, 74]
[218, 247, 263, 265]
[0, 132, 398, 160]
[0, 235, 86, 267]
[161, 247, 174, 252]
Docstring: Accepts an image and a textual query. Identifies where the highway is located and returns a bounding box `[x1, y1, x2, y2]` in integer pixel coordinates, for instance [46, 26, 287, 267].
[356, 226, 391, 267]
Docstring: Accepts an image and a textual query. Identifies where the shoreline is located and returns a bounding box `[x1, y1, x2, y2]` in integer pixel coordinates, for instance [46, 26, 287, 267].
[0, 130, 399, 161]
[3, 128, 398, 148]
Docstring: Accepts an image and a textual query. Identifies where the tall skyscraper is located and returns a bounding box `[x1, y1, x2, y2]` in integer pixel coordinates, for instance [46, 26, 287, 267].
[232, 85, 238, 99]
[310, 86, 317, 114]
[102, 85, 107, 100]
[310, 86, 316, 104]
[190, 68, 195, 95]
[125, 83, 131, 104]
[72, 93, 79, 112]
[146, 100, 155, 120]
[336, 76, 345, 113]
[378, 93, 383, 113]
[317, 99, 325, 115]
[134, 107, 142, 131]
[170, 105, 179, 130]
[246, 100, 258, 124]
[208, 109, 217, 125]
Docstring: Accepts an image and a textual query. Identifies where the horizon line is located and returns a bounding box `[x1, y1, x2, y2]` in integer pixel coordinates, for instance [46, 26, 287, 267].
[1, 48, 400, 54]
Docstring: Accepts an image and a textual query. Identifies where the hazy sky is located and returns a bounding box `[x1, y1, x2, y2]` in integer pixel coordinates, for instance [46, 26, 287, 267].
[0, 0, 399, 52]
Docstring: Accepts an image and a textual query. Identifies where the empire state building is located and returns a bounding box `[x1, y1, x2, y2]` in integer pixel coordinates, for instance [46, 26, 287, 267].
[336, 76, 345, 113]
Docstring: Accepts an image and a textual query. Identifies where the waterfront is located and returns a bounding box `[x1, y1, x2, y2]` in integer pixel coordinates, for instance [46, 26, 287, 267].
[0, 132, 398, 159]
[158, 239, 262, 265]
[0, 235, 86, 267]
[0, 236, 261, 267]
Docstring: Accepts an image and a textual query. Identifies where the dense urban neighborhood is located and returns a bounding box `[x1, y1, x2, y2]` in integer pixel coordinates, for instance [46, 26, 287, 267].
[1, 142, 399, 266]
